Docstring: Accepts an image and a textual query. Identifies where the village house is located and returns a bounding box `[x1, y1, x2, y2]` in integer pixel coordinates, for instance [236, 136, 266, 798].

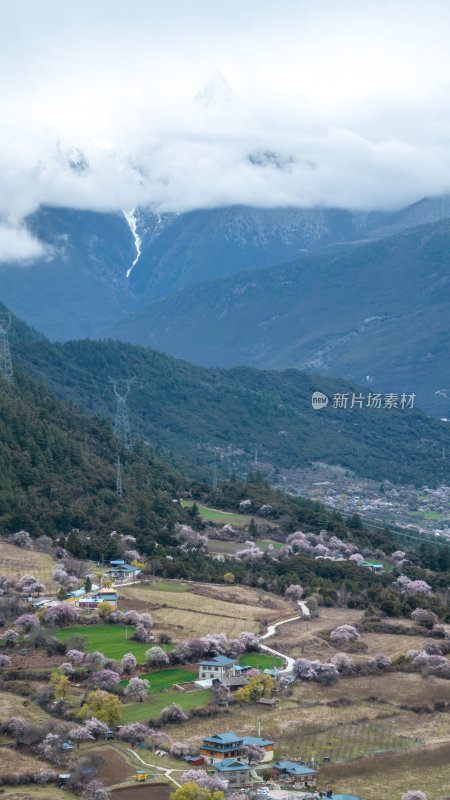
[357, 561, 383, 573]
[213, 758, 252, 788]
[199, 732, 243, 761]
[198, 655, 236, 681]
[75, 588, 119, 611]
[257, 697, 279, 709]
[242, 736, 275, 762]
[104, 560, 141, 582]
[270, 760, 318, 788]
[199, 732, 276, 763]
[212, 675, 248, 692]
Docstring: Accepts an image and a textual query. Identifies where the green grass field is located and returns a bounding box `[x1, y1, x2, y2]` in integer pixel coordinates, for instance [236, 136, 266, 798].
[239, 653, 284, 670]
[55, 625, 173, 662]
[181, 501, 253, 526]
[208, 538, 283, 555]
[146, 581, 188, 592]
[181, 501, 277, 529]
[121, 668, 195, 692]
[121, 688, 213, 723]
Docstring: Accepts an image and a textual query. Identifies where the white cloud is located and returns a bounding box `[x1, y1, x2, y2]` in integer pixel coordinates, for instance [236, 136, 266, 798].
[0, 225, 46, 262]
[2, 0, 450, 260]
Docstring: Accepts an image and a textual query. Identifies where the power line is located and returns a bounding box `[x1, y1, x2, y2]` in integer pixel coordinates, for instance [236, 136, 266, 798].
[0, 313, 14, 383]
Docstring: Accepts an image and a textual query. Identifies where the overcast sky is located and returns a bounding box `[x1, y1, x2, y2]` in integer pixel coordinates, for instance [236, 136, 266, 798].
[2, 0, 450, 260]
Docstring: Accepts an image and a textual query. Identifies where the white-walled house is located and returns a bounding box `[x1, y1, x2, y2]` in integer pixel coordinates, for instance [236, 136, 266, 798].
[198, 655, 236, 680]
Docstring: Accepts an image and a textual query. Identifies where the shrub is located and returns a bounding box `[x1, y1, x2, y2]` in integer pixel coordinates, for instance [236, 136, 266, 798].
[369, 653, 392, 671]
[43, 603, 79, 628]
[285, 584, 304, 601]
[121, 653, 137, 673]
[14, 613, 40, 632]
[131, 623, 151, 643]
[330, 625, 360, 643]
[146, 646, 169, 667]
[411, 608, 439, 629]
[329, 652, 353, 674]
[160, 703, 189, 723]
[124, 677, 150, 702]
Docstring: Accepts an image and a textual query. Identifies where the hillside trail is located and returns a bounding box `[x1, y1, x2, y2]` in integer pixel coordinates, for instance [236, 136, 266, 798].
[259, 600, 309, 674]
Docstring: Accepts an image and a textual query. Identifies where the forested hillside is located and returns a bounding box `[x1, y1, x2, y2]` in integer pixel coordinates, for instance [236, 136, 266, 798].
[0, 364, 193, 544]
[5, 303, 450, 488]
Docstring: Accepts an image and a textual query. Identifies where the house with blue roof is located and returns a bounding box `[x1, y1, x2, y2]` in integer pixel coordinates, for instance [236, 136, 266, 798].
[242, 735, 275, 761]
[213, 758, 252, 787]
[330, 795, 365, 800]
[199, 732, 243, 760]
[198, 655, 236, 681]
[105, 562, 141, 582]
[270, 760, 317, 788]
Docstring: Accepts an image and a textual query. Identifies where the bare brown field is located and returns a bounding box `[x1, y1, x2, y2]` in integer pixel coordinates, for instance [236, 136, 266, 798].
[378, 710, 450, 745]
[111, 783, 171, 800]
[0, 541, 58, 590]
[353, 631, 428, 660]
[291, 672, 450, 710]
[0, 690, 54, 724]
[88, 744, 137, 785]
[120, 583, 293, 638]
[319, 740, 450, 800]
[271, 608, 365, 659]
[178, 696, 390, 748]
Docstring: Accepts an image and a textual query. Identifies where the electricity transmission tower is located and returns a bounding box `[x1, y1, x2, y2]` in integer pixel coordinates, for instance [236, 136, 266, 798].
[110, 378, 134, 451]
[0, 313, 14, 383]
[110, 378, 135, 497]
[116, 455, 123, 497]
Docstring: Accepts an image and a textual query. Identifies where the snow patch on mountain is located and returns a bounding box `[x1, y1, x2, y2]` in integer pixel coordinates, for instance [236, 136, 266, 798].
[123, 208, 142, 278]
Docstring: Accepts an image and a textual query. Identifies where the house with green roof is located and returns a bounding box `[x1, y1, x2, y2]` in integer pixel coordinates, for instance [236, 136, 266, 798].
[270, 760, 317, 788]
[200, 732, 243, 761]
[213, 758, 252, 788]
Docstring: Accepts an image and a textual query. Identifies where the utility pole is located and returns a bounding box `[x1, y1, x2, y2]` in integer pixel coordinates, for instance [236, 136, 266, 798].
[212, 458, 218, 490]
[0, 313, 14, 383]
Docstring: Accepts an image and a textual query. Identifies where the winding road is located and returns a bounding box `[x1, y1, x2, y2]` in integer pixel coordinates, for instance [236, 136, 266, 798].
[259, 600, 309, 674]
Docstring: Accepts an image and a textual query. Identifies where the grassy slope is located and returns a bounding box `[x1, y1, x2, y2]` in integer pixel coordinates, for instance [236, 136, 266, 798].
[121, 668, 196, 692]
[119, 583, 293, 639]
[239, 653, 283, 669]
[0, 542, 58, 590]
[55, 625, 172, 663]
[121, 688, 213, 723]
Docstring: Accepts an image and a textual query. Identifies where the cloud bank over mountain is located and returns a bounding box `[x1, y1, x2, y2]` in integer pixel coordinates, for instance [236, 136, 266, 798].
[2, 0, 450, 259]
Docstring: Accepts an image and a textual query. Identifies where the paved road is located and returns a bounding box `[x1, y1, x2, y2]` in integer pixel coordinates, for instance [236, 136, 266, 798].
[127, 748, 182, 787]
[259, 600, 309, 674]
